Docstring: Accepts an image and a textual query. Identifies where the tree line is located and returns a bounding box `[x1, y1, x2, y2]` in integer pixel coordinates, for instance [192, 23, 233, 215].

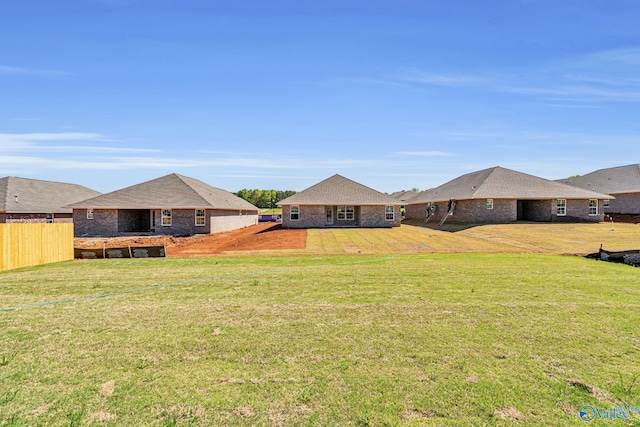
[234, 189, 297, 209]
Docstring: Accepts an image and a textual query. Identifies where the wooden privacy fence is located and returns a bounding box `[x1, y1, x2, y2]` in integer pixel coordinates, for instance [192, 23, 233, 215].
[0, 223, 74, 272]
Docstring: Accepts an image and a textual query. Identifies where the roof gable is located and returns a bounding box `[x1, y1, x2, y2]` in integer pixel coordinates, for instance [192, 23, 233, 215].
[278, 174, 402, 206]
[67, 173, 258, 211]
[557, 164, 640, 194]
[0, 176, 101, 214]
[409, 167, 612, 204]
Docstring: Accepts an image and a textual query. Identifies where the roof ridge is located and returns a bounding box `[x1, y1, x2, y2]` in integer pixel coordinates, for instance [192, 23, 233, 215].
[472, 166, 501, 197]
[589, 163, 640, 175]
[279, 174, 401, 205]
[174, 174, 223, 206]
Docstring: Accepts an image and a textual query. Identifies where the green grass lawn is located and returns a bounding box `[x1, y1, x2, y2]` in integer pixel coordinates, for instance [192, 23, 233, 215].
[259, 208, 283, 215]
[1, 253, 639, 425]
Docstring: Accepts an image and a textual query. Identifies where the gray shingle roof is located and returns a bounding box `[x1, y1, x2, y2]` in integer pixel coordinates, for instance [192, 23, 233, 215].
[408, 166, 612, 204]
[390, 190, 419, 202]
[67, 173, 258, 211]
[278, 174, 402, 206]
[557, 164, 640, 194]
[0, 176, 101, 214]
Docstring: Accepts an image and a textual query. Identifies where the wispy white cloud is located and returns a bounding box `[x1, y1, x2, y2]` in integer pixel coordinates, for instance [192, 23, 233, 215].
[0, 132, 105, 144]
[390, 47, 640, 103]
[578, 47, 640, 66]
[503, 82, 640, 102]
[0, 132, 153, 155]
[0, 155, 120, 170]
[0, 65, 72, 76]
[395, 151, 454, 157]
[33, 145, 161, 154]
[395, 67, 488, 87]
[442, 130, 640, 147]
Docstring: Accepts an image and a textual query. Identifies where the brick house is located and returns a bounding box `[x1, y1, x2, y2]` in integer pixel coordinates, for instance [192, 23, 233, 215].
[67, 173, 259, 237]
[405, 166, 612, 224]
[278, 174, 402, 228]
[557, 164, 640, 215]
[0, 176, 101, 223]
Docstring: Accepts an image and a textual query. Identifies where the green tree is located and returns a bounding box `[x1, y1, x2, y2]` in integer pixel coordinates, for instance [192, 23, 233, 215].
[235, 189, 297, 208]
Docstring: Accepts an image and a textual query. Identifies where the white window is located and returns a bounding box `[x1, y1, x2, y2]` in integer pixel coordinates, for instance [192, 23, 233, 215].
[338, 206, 354, 221]
[337, 206, 346, 220]
[347, 206, 354, 220]
[385, 206, 394, 221]
[604, 199, 610, 209]
[87, 209, 94, 220]
[486, 199, 493, 210]
[162, 209, 172, 226]
[556, 199, 566, 216]
[588, 199, 598, 216]
[46, 213, 54, 223]
[290, 206, 299, 221]
[195, 209, 205, 226]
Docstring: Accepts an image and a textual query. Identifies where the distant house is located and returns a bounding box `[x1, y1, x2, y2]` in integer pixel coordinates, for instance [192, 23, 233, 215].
[67, 173, 259, 237]
[0, 176, 101, 223]
[557, 164, 640, 215]
[278, 174, 402, 228]
[390, 190, 419, 204]
[405, 166, 612, 224]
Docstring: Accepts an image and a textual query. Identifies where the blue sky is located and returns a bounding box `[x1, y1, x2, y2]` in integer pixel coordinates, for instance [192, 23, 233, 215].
[1, 0, 639, 194]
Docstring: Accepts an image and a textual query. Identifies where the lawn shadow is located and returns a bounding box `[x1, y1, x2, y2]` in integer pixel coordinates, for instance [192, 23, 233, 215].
[402, 219, 548, 233]
[255, 223, 284, 234]
[402, 219, 484, 233]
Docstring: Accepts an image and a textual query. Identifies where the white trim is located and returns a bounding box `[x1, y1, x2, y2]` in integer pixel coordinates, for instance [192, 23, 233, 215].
[195, 209, 206, 226]
[556, 199, 566, 217]
[486, 199, 493, 210]
[325, 207, 334, 224]
[290, 205, 299, 221]
[338, 206, 354, 221]
[87, 208, 94, 220]
[162, 209, 172, 226]
[385, 205, 394, 221]
[588, 199, 598, 216]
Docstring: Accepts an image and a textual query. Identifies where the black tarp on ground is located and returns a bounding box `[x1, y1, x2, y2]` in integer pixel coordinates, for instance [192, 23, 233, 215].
[74, 246, 165, 259]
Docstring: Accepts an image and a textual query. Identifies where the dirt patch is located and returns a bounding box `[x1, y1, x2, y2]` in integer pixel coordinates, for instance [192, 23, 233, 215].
[75, 223, 307, 258]
[494, 406, 524, 421]
[99, 380, 115, 397]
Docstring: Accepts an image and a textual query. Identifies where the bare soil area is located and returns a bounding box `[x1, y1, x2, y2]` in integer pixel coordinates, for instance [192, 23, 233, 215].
[74, 223, 306, 257]
[75, 220, 640, 258]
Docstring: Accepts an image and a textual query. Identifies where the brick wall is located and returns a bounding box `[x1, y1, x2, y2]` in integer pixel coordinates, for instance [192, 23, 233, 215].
[404, 203, 430, 221]
[359, 205, 401, 227]
[282, 205, 400, 228]
[407, 199, 605, 223]
[282, 205, 325, 228]
[73, 209, 118, 236]
[519, 200, 551, 221]
[74, 208, 258, 236]
[553, 199, 604, 223]
[605, 193, 640, 214]
[471, 199, 517, 223]
[151, 209, 258, 236]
